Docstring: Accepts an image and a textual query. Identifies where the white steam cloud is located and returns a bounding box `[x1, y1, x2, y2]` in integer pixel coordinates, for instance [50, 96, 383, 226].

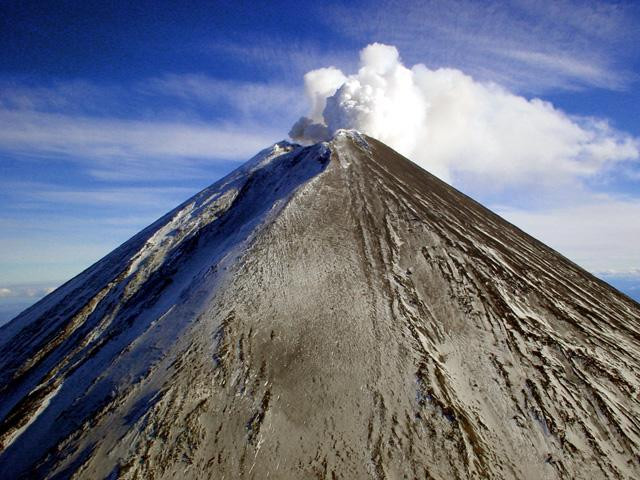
[290, 43, 638, 186]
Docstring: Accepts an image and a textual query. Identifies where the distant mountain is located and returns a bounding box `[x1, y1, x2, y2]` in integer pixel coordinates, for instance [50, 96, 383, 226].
[1, 131, 638, 479]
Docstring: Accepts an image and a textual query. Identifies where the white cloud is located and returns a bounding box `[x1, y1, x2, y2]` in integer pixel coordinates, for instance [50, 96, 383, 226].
[319, 1, 638, 92]
[600, 269, 640, 278]
[496, 196, 640, 274]
[291, 43, 639, 188]
[207, 40, 356, 82]
[0, 79, 121, 113]
[142, 74, 306, 119]
[0, 75, 303, 181]
[495, 49, 626, 91]
[0, 284, 59, 299]
[25, 185, 194, 207]
[0, 109, 280, 161]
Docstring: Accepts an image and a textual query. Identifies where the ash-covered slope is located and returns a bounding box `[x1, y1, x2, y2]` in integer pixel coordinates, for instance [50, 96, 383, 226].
[1, 132, 639, 479]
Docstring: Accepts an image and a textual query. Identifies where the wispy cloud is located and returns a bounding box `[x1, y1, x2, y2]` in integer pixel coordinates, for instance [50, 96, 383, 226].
[142, 74, 306, 119]
[0, 78, 123, 114]
[0, 74, 305, 120]
[317, 0, 638, 92]
[491, 49, 629, 91]
[496, 195, 640, 274]
[0, 214, 157, 232]
[0, 74, 301, 181]
[0, 284, 56, 300]
[0, 109, 280, 161]
[1, 181, 195, 208]
[207, 40, 357, 81]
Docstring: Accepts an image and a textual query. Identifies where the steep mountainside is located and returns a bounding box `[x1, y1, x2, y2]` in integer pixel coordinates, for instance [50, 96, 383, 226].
[0, 131, 639, 479]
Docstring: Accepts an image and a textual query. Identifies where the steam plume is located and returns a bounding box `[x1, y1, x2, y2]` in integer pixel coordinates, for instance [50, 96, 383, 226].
[290, 43, 638, 186]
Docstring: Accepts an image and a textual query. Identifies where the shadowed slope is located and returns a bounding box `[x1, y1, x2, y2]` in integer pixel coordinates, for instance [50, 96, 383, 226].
[0, 131, 639, 479]
[0, 141, 330, 477]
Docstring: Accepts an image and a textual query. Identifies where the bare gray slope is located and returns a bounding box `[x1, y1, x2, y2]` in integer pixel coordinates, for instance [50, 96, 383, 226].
[1, 131, 639, 479]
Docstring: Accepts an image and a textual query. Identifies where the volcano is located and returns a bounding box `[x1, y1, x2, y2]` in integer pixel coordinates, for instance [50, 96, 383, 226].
[0, 131, 639, 479]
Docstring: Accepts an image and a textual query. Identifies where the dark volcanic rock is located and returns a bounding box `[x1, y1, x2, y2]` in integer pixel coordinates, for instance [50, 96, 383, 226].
[0, 131, 639, 479]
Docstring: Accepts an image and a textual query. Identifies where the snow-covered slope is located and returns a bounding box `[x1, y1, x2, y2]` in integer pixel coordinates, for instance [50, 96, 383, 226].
[0, 131, 639, 479]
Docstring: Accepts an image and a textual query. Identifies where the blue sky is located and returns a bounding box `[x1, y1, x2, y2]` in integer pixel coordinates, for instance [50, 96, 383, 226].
[1, 0, 639, 322]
